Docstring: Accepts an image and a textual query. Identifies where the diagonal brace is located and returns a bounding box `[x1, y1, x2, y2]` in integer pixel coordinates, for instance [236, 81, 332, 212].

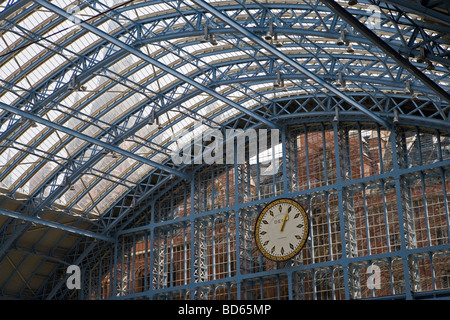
[0, 102, 189, 180]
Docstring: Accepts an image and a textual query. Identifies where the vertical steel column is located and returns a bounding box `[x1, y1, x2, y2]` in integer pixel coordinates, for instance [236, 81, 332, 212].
[131, 233, 136, 294]
[436, 131, 450, 244]
[281, 128, 288, 193]
[233, 145, 242, 299]
[238, 163, 251, 203]
[144, 229, 150, 294]
[440, 166, 450, 244]
[152, 231, 166, 290]
[299, 125, 311, 190]
[225, 212, 232, 279]
[338, 122, 360, 296]
[390, 125, 414, 299]
[115, 237, 125, 296]
[124, 236, 132, 296]
[190, 172, 196, 299]
[211, 217, 216, 281]
[240, 208, 250, 275]
[190, 169, 209, 298]
[148, 203, 155, 297]
[169, 228, 174, 288]
[194, 219, 209, 298]
[112, 236, 119, 298]
[332, 119, 351, 300]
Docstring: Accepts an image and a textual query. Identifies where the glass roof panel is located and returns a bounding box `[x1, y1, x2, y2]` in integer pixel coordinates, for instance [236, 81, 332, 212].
[95, 183, 127, 214]
[0, 91, 19, 106]
[41, 19, 75, 43]
[21, 161, 59, 195]
[0, 57, 19, 79]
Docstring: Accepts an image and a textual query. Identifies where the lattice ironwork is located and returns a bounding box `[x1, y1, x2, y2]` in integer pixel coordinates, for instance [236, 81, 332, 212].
[0, 0, 449, 300]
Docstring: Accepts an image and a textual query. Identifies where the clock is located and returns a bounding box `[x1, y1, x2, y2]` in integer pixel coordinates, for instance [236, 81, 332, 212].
[254, 198, 309, 262]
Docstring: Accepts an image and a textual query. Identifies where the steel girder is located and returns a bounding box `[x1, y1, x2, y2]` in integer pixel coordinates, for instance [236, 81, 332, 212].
[48, 116, 450, 300]
[376, 0, 450, 25]
[320, 0, 450, 104]
[1, 76, 446, 256]
[0, 3, 446, 156]
[2, 1, 446, 139]
[0, 102, 188, 179]
[0, 11, 446, 178]
[0, 1, 33, 21]
[0, 20, 444, 222]
[2, 3, 446, 129]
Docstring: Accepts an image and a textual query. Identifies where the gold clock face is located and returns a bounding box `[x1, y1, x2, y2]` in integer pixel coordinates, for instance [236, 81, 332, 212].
[255, 198, 309, 262]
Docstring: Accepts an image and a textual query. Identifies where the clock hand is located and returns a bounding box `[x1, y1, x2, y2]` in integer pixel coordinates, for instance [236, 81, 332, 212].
[280, 208, 289, 232]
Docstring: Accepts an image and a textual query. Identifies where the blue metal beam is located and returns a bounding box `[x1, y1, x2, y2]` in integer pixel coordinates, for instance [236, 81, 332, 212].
[0, 208, 114, 242]
[378, 0, 450, 25]
[0, 102, 188, 179]
[191, 0, 391, 128]
[1, 63, 446, 230]
[320, 0, 450, 105]
[4, 3, 447, 151]
[33, 0, 278, 130]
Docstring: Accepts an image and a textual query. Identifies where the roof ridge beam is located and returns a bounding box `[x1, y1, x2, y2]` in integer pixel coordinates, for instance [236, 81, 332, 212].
[378, 0, 450, 26]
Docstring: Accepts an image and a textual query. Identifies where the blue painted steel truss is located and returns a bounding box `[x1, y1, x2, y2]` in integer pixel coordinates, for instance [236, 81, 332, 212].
[0, 0, 448, 299]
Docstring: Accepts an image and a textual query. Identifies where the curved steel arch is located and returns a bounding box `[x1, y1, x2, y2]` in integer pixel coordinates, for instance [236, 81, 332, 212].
[2, 37, 446, 211]
[2, 0, 446, 116]
[2, 1, 446, 148]
[7, 71, 444, 237]
[29, 94, 446, 298]
[0, 81, 446, 258]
